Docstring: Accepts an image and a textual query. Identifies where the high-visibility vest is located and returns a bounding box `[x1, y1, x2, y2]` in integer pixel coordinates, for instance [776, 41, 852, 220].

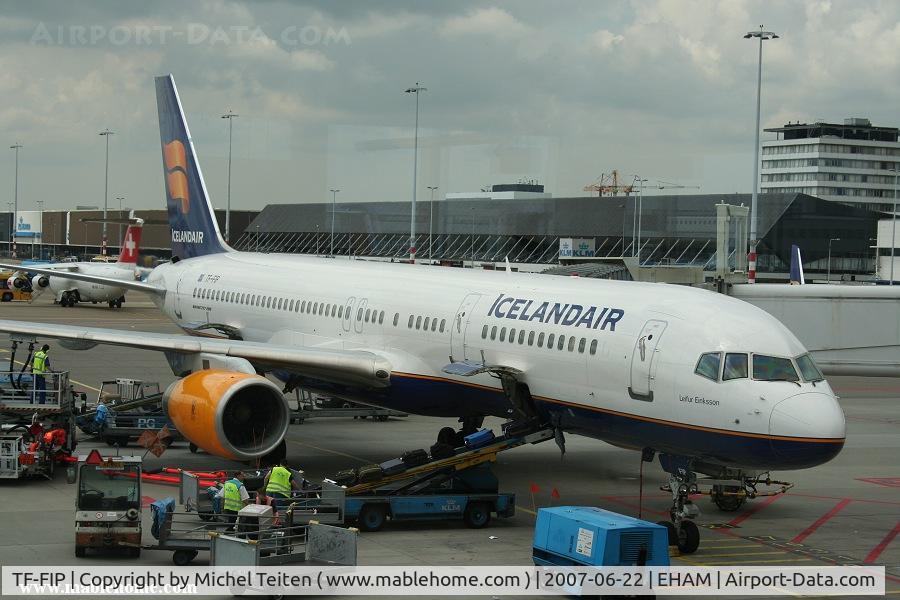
[266, 466, 291, 495]
[32, 351, 48, 375]
[222, 480, 243, 512]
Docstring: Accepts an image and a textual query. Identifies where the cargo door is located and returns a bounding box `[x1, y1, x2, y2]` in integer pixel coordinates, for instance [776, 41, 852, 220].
[628, 319, 667, 401]
[450, 293, 482, 362]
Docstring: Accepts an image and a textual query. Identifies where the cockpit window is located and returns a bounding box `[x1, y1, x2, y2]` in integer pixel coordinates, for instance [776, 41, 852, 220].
[723, 353, 748, 381]
[694, 352, 721, 381]
[752, 355, 800, 382]
[796, 354, 824, 382]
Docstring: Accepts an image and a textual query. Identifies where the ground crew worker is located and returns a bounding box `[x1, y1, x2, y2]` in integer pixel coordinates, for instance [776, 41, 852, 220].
[263, 463, 300, 508]
[31, 345, 51, 405]
[94, 398, 110, 433]
[216, 477, 250, 530]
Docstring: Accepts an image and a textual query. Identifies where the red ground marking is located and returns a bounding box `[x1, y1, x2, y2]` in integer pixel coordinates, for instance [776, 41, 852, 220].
[791, 499, 852, 544]
[864, 522, 900, 564]
[141, 495, 156, 507]
[856, 477, 900, 488]
[727, 494, 782, 527]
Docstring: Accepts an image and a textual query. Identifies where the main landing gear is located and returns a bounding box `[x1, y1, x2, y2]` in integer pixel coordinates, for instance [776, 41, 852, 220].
[59, 291, 79, 307]
[108, 296, 124, 309]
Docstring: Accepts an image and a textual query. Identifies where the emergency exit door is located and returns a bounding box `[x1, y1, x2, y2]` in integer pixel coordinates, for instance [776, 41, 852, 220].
[628, 319, 667, 401]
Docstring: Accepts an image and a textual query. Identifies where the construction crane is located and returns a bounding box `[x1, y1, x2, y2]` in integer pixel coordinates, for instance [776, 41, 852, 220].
[583, 170, 635, 196]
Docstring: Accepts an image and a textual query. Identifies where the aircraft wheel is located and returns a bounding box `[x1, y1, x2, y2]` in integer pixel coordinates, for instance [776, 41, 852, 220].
[1, 292, 12, 302]
[108, 301, 115, 308]
[189, 442, 198, 454]
[656, 520, 677, 546]
[74, 546, 86, 558]
[676, 520, 700, 554]
[172, 549, 197, 566]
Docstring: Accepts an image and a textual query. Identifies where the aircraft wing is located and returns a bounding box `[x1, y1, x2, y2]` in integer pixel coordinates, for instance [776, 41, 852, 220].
[0, 261, 79, 272]
[0, 262, 164, 295]
[0, 319, 392, 389]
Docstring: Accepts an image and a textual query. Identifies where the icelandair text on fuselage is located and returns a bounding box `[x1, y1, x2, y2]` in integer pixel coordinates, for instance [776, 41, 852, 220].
[172, 230, 204, 244]
[488, 294, 624, 331]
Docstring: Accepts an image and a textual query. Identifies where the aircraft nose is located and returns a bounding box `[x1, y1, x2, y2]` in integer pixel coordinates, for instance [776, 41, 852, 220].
[770, 392, 846, 439]
[769, 392, 846, 468]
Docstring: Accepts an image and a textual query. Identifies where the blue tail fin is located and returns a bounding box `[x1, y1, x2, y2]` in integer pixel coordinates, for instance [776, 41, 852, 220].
[155, 74, 228, 259]
[789, 244, 805, 285]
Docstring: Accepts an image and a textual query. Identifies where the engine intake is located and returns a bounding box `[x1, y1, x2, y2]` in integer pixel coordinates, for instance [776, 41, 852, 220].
[32, 275, 49, 289]
[162, 370, 290, 461]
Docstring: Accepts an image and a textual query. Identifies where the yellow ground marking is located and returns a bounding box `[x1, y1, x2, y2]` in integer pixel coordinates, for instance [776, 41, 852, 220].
[698, 551, 788, 557]
[696, 544, 759, 549]
[284, 436, 370, 464]
[0, 349, 101, 392]
[518, 506, 537, 516]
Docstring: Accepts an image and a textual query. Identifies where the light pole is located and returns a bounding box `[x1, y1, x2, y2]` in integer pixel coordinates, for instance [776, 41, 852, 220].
[5, 201, 11, 255]
[221, 111, 238, 243]
[10, 143, 21, 258]
[405, 83, 426, 262]
[744, 26, 778, 284]
[329, 189, 339, 257]
[827, 238, 840, 283]
[427, 186, 438, 261]
[99, 129, 114, 256]
[316, 224, 320, 257]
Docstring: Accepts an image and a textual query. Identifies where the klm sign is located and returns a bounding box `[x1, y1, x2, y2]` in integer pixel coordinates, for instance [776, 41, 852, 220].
[559, 238, 595, 258]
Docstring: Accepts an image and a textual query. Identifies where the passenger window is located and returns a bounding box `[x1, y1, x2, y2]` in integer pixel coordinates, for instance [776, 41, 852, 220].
[277, 298, 283, 310]
[366, 309, 372, 322]
[694, 352, 721, 382]
[568, 337, 575, 352]
[723, 353, 749, 380]
[295, 300, 300, 312]
[557, 335, 565, 351]
[482, 325, 488, 339]
[301, 301, 306, 313]
[490, 326, 497, 340]
[356, 308, 362, 320]
[547, 333, 555, 349]
[338, 305, 343, 318]
[288, 300, 293, 312]
[499, 327, 506, 342]
[528, 331, 535, 346]
[430, 318, 436, 331]
[424, 317, 430, 331]
[589, 340, 598, 355]
[408, 315, 413, 328]
[538, 332, 545, 347]
[440, 319, 446, 332]
[509, 328, 516, 343]
[752, 355, 800, 382]
[393, 313, 399, 327]
[518, 330, 525, 344]
[578, 338, 586, 353]
[416, 316, 422, 330]
[380, 311, 385, 325]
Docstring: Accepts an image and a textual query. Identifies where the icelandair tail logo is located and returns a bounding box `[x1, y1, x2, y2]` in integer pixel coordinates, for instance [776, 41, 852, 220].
[487, 293, 625, 331]
[164, 140, 190, 214]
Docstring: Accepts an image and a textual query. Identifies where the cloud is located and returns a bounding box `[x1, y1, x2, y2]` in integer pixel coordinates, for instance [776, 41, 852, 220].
[588, 29, 624, 51]
[440, 7, 531, 39]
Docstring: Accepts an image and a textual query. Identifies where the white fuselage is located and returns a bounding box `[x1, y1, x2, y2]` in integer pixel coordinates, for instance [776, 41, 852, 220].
[46, 262, 134, 303]
[145, 251, 846, 472]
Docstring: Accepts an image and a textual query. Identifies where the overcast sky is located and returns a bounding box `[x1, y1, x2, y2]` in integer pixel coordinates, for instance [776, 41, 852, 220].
[2, 0, 899, 213]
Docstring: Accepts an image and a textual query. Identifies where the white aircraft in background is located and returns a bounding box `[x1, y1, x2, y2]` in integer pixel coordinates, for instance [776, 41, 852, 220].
[0, 75, 846, 554]
[2, 220, 146, 308]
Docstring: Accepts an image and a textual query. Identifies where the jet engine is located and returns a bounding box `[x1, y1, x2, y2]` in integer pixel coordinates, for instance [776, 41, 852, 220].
[6, 272, 28, 289]
[162, 370, 290, 461]
[31, 274, 50, 290]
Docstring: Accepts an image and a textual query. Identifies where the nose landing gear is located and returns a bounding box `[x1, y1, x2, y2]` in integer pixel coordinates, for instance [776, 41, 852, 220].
[657, 464, 701, 554]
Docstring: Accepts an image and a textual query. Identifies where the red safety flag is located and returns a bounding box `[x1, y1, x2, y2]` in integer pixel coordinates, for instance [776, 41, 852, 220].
[157, 425, 172, 442]
[529, 482, 540, 494]
[551, 487, 560, 499]
[149, 441, 167, 458]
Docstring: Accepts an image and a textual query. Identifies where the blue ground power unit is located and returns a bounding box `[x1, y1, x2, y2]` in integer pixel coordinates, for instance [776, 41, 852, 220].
[533, 506, 669, 567]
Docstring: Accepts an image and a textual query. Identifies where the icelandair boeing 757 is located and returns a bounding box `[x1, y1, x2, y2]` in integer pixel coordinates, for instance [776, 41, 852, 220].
[0, 76, 845, 553]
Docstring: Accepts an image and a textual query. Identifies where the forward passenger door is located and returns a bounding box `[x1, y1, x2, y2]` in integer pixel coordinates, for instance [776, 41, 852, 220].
[629, 319, 667, 401]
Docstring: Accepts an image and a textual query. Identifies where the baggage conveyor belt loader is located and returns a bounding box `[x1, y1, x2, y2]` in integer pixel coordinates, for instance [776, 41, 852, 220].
[333, 427, 555, 531]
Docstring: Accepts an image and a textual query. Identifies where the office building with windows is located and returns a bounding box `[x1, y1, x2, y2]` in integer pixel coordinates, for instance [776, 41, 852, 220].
[761, 118, 900, 212]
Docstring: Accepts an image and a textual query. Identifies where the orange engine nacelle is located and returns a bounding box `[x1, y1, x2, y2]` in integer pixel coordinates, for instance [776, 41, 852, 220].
[163, 370, 290, 461]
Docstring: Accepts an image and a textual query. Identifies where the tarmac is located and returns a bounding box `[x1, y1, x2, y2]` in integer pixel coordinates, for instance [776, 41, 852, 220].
[1, 292, 898, 598]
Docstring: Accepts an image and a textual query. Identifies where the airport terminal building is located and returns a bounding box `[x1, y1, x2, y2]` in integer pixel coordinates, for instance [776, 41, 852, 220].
[234, 192, 886, 280]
